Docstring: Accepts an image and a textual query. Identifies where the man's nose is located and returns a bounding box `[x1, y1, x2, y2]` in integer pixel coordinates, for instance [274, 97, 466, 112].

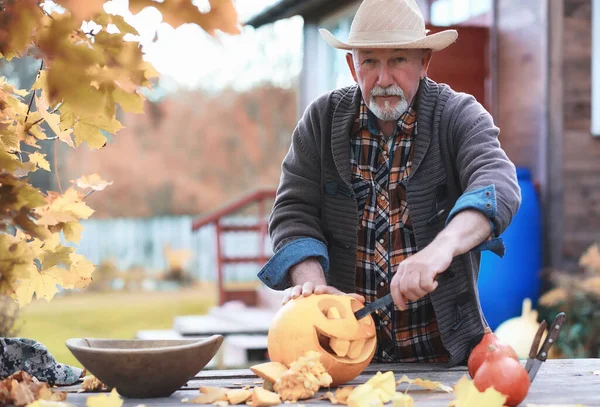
[377, 65, 393, 88]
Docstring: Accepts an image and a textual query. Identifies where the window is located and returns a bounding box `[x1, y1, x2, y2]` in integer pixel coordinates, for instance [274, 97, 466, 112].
[317, 3, 361, 92]
[592, 0, 600, 136]
[430, 0, 492, 27]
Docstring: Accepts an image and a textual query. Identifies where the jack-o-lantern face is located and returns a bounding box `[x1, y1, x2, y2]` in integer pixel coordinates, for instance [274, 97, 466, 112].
[267, 294, 377, 386]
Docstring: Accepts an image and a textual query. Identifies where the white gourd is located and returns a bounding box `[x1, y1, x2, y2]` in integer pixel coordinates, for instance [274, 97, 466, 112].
[494, 298, 547, 359]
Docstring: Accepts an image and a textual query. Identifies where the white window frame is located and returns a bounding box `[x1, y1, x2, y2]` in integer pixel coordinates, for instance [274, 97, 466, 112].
[592, 0, 600, 136]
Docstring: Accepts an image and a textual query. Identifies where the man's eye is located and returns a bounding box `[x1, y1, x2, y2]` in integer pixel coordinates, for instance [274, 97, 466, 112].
[363, 59, 375, 64]
[395, 57, 406, 63]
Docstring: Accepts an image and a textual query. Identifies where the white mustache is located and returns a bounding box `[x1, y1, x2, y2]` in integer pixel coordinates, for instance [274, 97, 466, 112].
[370, 85, 405, 97]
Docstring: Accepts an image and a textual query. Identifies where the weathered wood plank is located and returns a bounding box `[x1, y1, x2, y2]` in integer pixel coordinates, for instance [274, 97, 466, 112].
[60, 359, 600, 407]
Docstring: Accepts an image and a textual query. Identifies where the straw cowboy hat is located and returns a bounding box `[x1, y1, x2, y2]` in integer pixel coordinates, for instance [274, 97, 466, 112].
[319, 0, 458, 51]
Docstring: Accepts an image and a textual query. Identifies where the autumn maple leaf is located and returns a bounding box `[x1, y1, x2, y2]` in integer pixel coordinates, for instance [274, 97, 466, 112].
[128, 0, 240, 35]
[448, 375, 506, 407]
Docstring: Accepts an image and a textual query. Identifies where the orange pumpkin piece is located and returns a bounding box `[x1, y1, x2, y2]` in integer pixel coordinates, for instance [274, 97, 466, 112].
[250, 362, 288, 383]
[268, 294, 377, 386]
[251, 387, 281, 407]
[227, 389, 253, 405]
[190, 387, 229, 404]
[335, 386, 354, 404]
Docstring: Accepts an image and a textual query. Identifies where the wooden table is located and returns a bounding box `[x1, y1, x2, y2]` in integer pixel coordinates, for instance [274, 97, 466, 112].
[62, 359, 600, 406]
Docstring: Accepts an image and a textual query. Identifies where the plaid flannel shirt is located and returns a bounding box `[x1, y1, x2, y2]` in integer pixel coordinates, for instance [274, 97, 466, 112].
[350, 98, 449, 363]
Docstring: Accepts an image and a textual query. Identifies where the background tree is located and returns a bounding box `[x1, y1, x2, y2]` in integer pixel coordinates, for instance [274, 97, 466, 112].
[0, 0, 240, 306]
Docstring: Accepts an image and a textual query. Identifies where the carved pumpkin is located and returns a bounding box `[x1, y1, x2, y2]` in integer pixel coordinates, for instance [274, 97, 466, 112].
[267, 294, 377, 386]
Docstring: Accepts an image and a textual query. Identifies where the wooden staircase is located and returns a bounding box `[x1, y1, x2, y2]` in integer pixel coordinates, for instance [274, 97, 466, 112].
[191, 188, 277, 306]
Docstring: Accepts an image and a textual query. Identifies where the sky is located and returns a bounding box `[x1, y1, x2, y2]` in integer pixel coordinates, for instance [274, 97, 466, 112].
[101, 0, 304, 96]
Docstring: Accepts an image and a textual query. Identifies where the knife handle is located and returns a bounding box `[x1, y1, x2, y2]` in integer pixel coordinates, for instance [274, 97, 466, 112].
[529, 319, 547, 359]
[537, 312, 567, 362]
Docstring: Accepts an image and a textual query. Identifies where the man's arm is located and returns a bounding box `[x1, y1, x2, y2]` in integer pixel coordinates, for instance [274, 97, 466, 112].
[390, 93, 521, 310]
[282, 258, 364, 304]
[391, 209, 490, 310]
[256, 97, 329, 292]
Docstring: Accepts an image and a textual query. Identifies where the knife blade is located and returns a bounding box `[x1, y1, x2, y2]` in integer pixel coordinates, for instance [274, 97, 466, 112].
[527, 312, 567, 382]
[354, 293, 393, 320]
[525, 319, 547, 373]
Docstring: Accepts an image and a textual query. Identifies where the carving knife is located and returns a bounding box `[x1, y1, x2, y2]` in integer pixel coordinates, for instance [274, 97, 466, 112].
[526, 312, 567, 382]
[354, 293, 393, 320]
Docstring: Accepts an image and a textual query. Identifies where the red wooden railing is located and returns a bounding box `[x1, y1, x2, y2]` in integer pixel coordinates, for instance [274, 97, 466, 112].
[191, 188, 277, 306]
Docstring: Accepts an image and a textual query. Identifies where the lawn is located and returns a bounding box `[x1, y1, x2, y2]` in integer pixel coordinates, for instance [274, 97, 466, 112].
[16, 286, 217, 369]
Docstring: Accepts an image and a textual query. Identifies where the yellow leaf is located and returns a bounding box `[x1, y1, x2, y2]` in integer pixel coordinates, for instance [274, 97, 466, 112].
[36, 95, 74, 146]
[364, 371, 396, 403]
[0, 234, 37, 301]
[66, 252, 95, 289]
[14, 266, 66, 304]
[129, 0, 240, 35]
[112, 87, 145, 113]
[0, 149, 28, 174]
[73, 122, 108, 150]
[347, 384, 382, 407]
[0, 1, 43, 60]
[94, 13, 140, 36]
[580, 243, 600, 274]
[32, 70, 48, 91]
[63, 221, 84, 243]
[54, 0, 108, 22]
[391, 393, 414, 407]
[397, 375, 453, 393]
[36, 188, 95, 226]
[447, 375, 506, 407]
[28, 151, 51, 171]
[72, 173, 114, 191]
[86, 388, 124, 407]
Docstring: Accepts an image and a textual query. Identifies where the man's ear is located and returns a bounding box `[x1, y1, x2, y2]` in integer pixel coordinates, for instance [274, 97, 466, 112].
[346, 52, 358, 83]
[420, 49, 433, 79]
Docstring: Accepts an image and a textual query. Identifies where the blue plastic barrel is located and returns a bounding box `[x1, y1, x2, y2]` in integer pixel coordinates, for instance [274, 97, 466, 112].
[477, 167, 542, 330]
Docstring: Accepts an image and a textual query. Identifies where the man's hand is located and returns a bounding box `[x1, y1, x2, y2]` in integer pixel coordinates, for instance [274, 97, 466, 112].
[390, 209, 492, 311]
[390, 241, 453, 311]
[282, 258, 365, 305]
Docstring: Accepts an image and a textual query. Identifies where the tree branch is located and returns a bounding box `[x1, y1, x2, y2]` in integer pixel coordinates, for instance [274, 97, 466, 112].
[24, 60, 44, 123]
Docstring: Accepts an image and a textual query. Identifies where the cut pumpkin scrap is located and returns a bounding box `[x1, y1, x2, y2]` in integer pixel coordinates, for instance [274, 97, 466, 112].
[79, 375, 108, 392]
[396, 375, 453, 393]
[226, 389, 253, 405]
[250, 362, 288, 384]
[391, 393, 414, 407]
[188, 387, 229, 404]
[273, 351, 333, 402]
[335, 386, 355, 404]
[251, 387, 281, 407]
[448, 375, 506, 407]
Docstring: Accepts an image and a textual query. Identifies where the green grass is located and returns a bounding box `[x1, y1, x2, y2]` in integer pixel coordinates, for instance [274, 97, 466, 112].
[16, 288, 215, 368]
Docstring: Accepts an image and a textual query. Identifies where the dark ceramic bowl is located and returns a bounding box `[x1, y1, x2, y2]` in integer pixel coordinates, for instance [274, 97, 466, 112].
[66, 335, 223, 398]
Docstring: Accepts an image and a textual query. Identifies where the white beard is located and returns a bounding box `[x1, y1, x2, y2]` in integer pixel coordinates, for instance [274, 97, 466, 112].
[368, 85, 409, 122]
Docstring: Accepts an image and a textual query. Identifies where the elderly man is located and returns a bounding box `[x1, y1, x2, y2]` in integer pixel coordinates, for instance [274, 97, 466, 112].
[257, 0, 521, 366]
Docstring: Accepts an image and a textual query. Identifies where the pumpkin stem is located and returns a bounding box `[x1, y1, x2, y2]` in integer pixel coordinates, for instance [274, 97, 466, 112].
[488, 344, 497, 352]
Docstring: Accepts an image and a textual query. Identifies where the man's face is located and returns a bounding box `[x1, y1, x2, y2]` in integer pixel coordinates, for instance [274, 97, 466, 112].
[346, 48, 432, 122]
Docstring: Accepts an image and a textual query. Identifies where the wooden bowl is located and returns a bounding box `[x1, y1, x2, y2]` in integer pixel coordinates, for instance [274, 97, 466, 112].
[66, 335, 223, 398]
